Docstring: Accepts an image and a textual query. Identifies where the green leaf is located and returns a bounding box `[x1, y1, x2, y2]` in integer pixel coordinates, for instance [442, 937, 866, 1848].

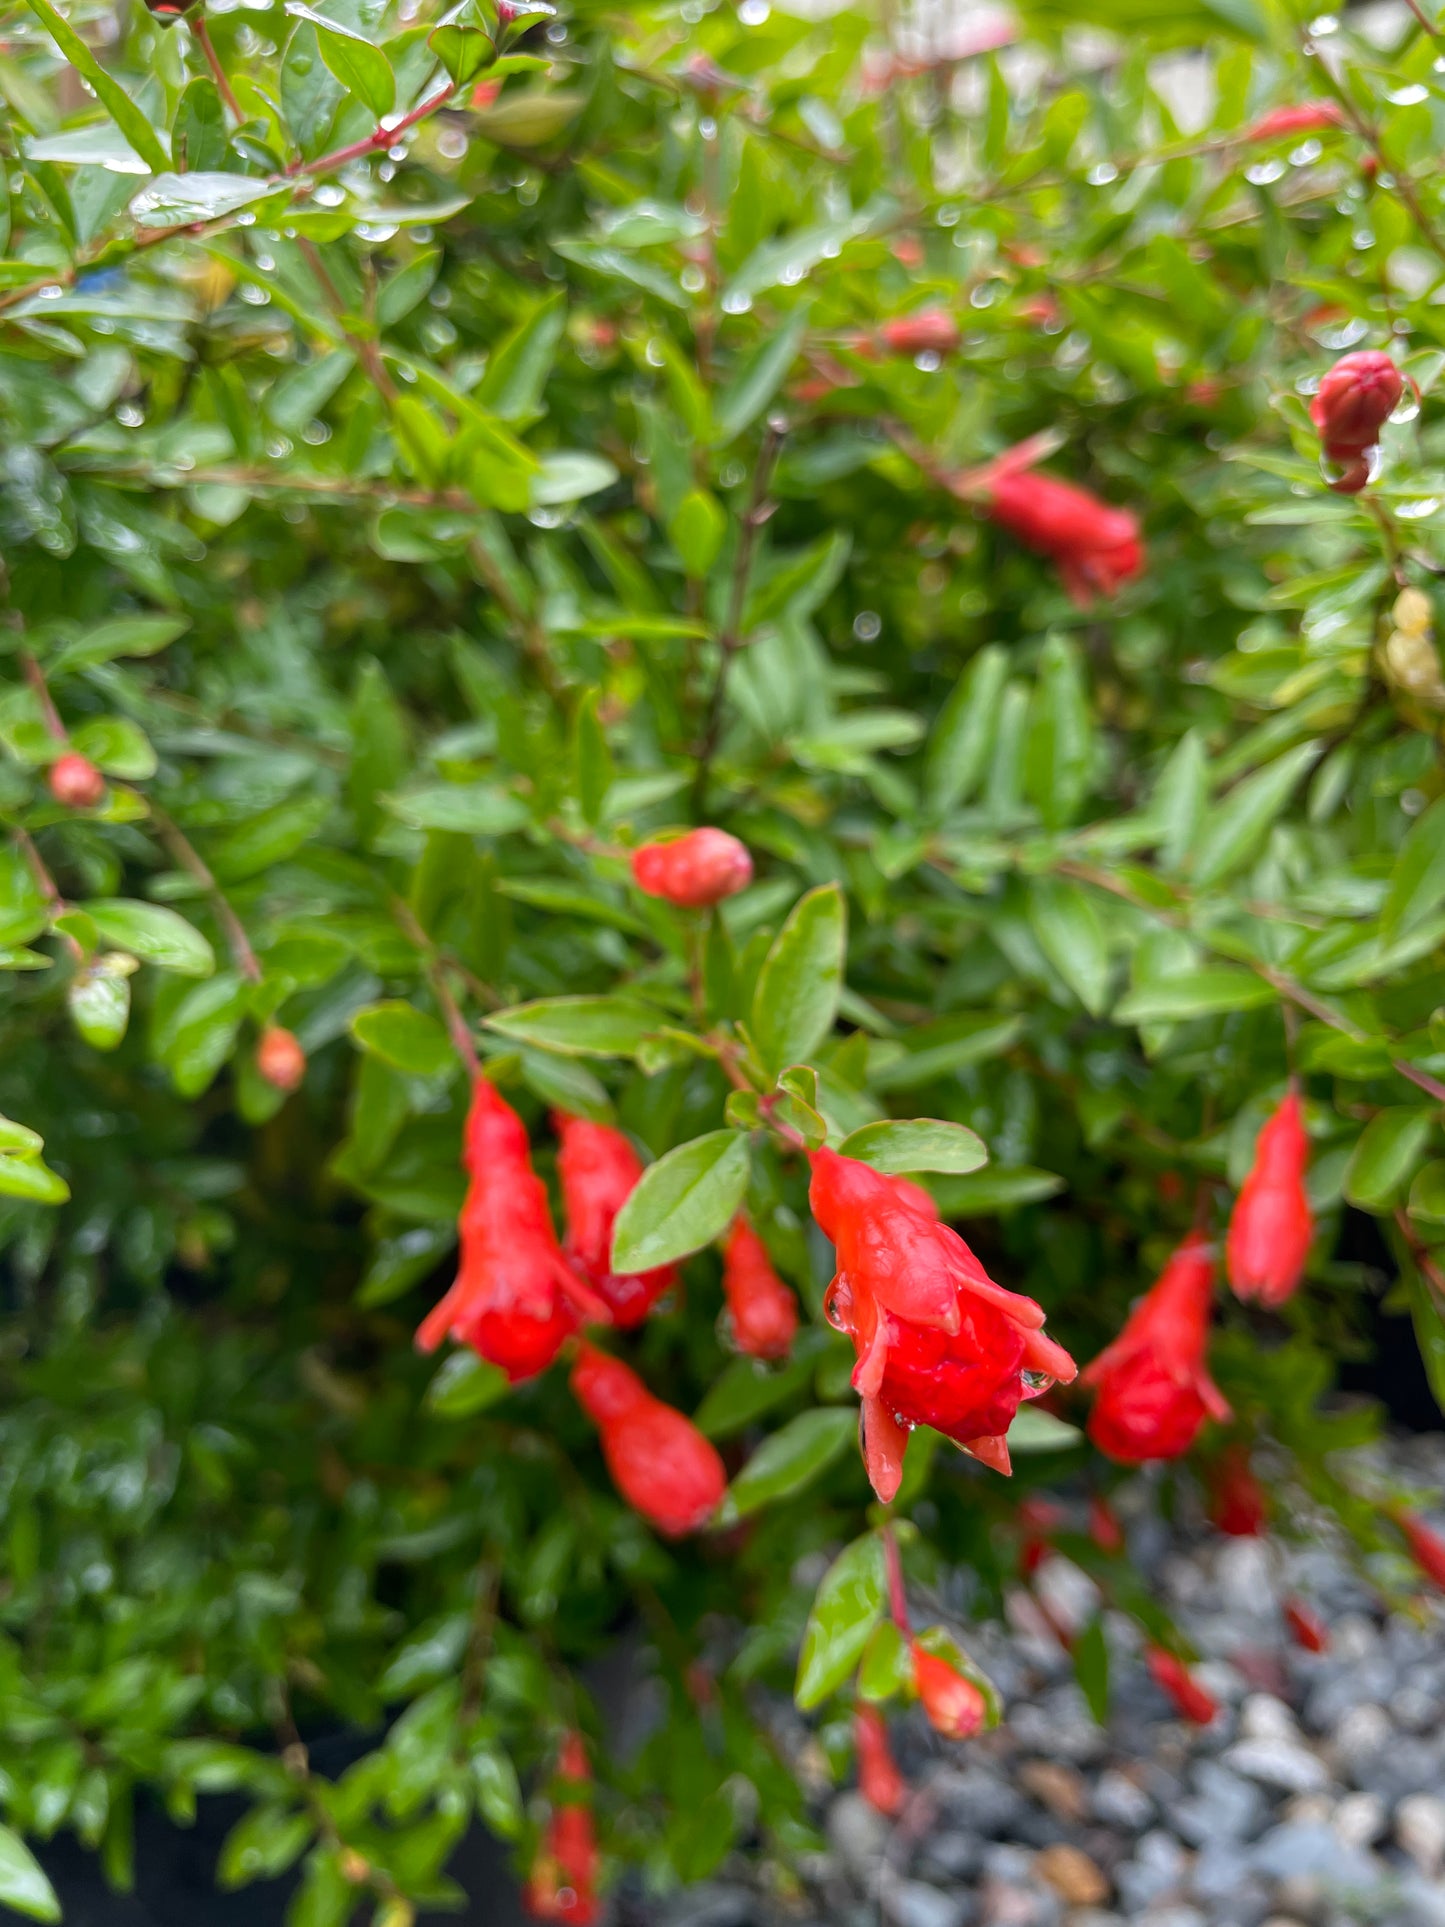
[486, 996, 659, 1060]
[712, 307, 810, 445]
[870, 1013, 1025, 1091]
[794, 1532, 886, 1710]
[719, 1408, 856, 1524]
[130, 172, 284, 227]
[838, 1118, 988, 1176]
[1150, 729, 1208, 873]
[535, 452, 619, 506]
[1113, 970, 1274, 1024]
[20, 0, 168, 171]
[1072, 1615, 1110, 1724]
[472, 1746, 525, 1840]
[693, 1334, 830, 1439]
[155, 972, 248, 1097]
[0, 1155, 69, 1205]
[1382, 796, 1445, 945]
[1026, 877, 1111, 1017]
[0, 1114, 43, 1157]
[1344, 1108, 1434, 1210]
[218, 1804, 314, 1890]
[750, 883, 847, 1077]
[84, 900, 215, 977]
[48, 615, 188, 674]
[572, 689, 613, 827]
[476, 294, 566, 421]
[424, 1349, 511, 1417]
[209, 797, 332, 882]
[384, 784, 530, 836]
[431, 21, 496, 87]
[669, 489, 727, 579]
[1408, 1160, 1445, 1226]
[1024, 636, 1093, 829]
[1007, 1406, 1082, 1453]
[0, 1824, 61, 1923]
[350, 1001, 456, 1077]
[1407, 1268, 1445, 1419]
[925, 644, 1008, 817]
[68, 717, 156, 779]
[610, 1129, 750, 1273]
[1189, 742, 1320, 888]
[926, 1166, 1065, 1214]
[68, 958, 132, 1050]
[285, 2, 395, 116]
[856, 1618, 912, 1703]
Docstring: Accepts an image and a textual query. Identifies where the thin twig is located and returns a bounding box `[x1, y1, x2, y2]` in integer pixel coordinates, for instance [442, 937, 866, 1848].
[192, 16, 244, 125]
[21, 654, 65, 741]
[393, 899, 481, 1076]
[297, 238, 397, 404]
[148, 805, 262, 982]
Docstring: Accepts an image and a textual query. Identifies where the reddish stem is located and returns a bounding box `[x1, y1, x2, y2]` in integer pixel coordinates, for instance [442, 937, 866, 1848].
[193, 16, 244, 125]
[882, 1523, 911, 1633]
[22, 654, 65, 741]
[290, 83, 454, 177]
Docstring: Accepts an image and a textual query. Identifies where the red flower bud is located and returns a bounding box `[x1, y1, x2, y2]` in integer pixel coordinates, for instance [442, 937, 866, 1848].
[721, 1217, 798, 1360]
[1309, 350, 1403, 457]
[48, 753, 104, 810]
[809, 1148, 1077, 1501]
[1088, 1494, 1125, 1555]
[1145, 1645, 1218, 1725]
[418, 1078, 577, 1382]
[256, 1024, 306, 1094]
[958, 443, 1143, 603]
[524, 1736, 599, 1925]
[1207, 1445, 1269, 1538]
[1226, 1093, 1312, 1308]
[570, 1341, 726, 1536]
[1246, 101, 1343, 141]
[554, 1113, 677, 1328]
[1081, 1232, 1230, 1464]
[1283, 1596, 1330, 1654]
[878, 308, 960, 357]
[854, 1704, 907, 1816]
[630, 828, 753, 908]
[1399, 1510, 1445, 1590]
[911, 1643, 987, 1740]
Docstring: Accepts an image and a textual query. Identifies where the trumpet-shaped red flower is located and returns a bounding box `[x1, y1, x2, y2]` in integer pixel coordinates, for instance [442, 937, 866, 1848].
[1082, 1232, 1229, 1464]
[1246, 101, 1343, 141]
[1399, 1510, 1445, 1590]
[911, 1643, 987, 1740]
[554, 1113, 677, 1328]
[879, 309, 961, 357]
[48, 752, 104, 809]
[1207, 1445, 1269, 1538]
[256, 1025, 306, 1094]
[1226, 1093, 1312, 1309]
[721, 1217, 798, 1360]
[524, 1734, 600, 1925]
[854, 1704, 907, 1816]
[1146, 1646, 1218, 1725]
[808, 1149, 1077, 1502]
[631, 828, 752, 908]
[570, 1342, 726, 1537]
[417, 1078, 577, 1382]
[952, 441, 1143, 603]
[1283, 1597, 1330, 1654]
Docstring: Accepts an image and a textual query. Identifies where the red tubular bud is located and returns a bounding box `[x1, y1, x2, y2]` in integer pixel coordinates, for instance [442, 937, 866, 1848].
[1283, 1597, 1330, 1654]
[570, 1341, 726, 1537]
[911, 1643, 987, 1741]
[854, 1704, 907, 1816]
[1245, 101, 1343, 141]
[1399, 1510, 1445, 1590]
[256, 1025, 306, 1094]
[48, 753, 105, 810]
[1206, 1445, 1269, 1538]
[1145, 1645, 1218, 1725]
[1082, 1232, 1229, 1464]
[721, 1217, 797, 1360]
[554, 1113, 677, 1328]
[1309, 350, 1403, 456]
[524, 1736, 599, 1924]
[1226, 1092, 1312, 1309]
[630, 828, 753, 908]
[878, 308, 960, 357]
[1088, 1494, 1125, 1554]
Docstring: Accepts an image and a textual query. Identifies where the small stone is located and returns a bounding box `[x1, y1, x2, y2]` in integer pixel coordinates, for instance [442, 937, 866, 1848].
[936, 1766, 1027, 1839]
[1018, 1760, 1089, 1822]
[1033, 1843, 1108, 1906]
[1249, 1820, 1382, 1892]
[1330, 1702, 1391, 1765]
[883, 1879, 968, 1927]
[1172, 1763, 1267, 1846]
[978, 1879, 1059, 1927]
[1222, 1738, 1329, 1795]
[661, 1890, 755, 1927]
[1135, 1909, 1207, 1927]
[827, 1791, 890, 1877]
[1397, 1793, 1445, 1877]
[1238, 1695, 1298, 1743]
[1331, 1790, 1385, 1848]
[1093, 1769, 1154, 1832]
[1217, 1539, 1274, 1614]
[924, 1832, 982, 1880]
[1113, 1830, 1188, 1913]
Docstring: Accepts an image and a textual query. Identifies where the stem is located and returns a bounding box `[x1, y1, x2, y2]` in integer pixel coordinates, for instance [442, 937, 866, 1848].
[467, 537, 564, 703]
[297, 238, 398, 405]
[22, 653, 65, 741]
[289, 81, 454, 178]
[192, 16, 244, 125]
[148, 806, 262, 982]
[393, 900, 481, 1076]
[882, 1523, 911, 1634]
[14, 828, 83, 961]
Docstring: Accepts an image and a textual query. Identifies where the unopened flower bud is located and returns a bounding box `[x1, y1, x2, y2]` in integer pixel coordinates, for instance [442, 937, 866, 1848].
[1309, 349, 1403, 456]
[256, 1025, 307, 1093]
[1283, 1596, 1329, 1653]
[630, 828, 753, 908]
[1145, 1645, 1218, 1724]
[878, 309, 960, 357]
[1393, 587, 1433, 636]
[1226, 1092, 1312, 1310]
[910, 1643, 987, 1741]
[721, 1217, 797, 1360]
[49, 753, 105, 810]
[1398, 1509, 1445, 1590]
[1245, 101, 1343, 141]
[1381, 626, 1445, 709]
[854, 1704, 907, 1815]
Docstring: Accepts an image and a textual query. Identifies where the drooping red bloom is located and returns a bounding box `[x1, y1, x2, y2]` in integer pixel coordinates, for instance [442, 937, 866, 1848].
[1246, 101, 1344, 141]
[1399, 1510, 1445, 1590]
[1283, 1597, 1330, 1654]
[1226, 1093, 1312, 1309]
[1146, 1646, 1218, 1725]
[1088, 1494, 1125, 1555]
[417, 1078, 577, 1382]
[721, 1217, 798, 1360]
[808, 1149, 1077, 1502]
[256, 1025, 306, 1094]
[554, 1113, 677, 1328]
[524, 1734, 600, 1925]
[1310, 350, 1403, 492]
[1207, 1445, 1269, 1537]
[952, 441, 1143, 602]
[48, 752, 104, 809]
[911, 1643, 987, 1740]
[630, 828, 753, 908]
[1082, 1232, 1230, 1464]
[570, 1341, 726, 1537]
[879, 309, 960, 357]
[854, 1704, 907, 1816]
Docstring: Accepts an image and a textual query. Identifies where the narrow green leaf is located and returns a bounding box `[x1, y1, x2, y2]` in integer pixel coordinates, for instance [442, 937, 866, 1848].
[486, 995, 659, 1059]
[1382, 795, 1445, 945]
[84, 900, 215, 978]
[838, 1118, 988, 1176]
[1072, 1615, 1110, 1724]
[1113, 970, 1274, 1023]
[0, 1825, 60, 1923]
[693, 1333, 830, 1439]
[21, 0, 168, 170]
[712, 307, 809, 445]
[424, 1350, 511, 1418]
[719, 1408, 856, 1524]
[1026, 877, 1111, 1017]
[610, 1129, 750, 1273]
[1344, 1107, 1434, 1210]
[1023, 636, 1093, 829]
[1007, 1406, 1082, 1453]
[285, 2, 395, 116]
[384, 783, 530, 836]
[1407, 1268, 1445, 1420]
[750, 883, 847, 1076]
[1189, 742, 1320, 888]
[925, 644, 1007, 817]
[795, 1532, 886, 1710]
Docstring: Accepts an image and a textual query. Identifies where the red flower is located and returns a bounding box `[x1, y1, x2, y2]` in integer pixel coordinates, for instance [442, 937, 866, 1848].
[570, 1341, 726, 1537]
[911, 1643, 987, 1740]
[1399, 1510, 1445, 1590]
[953, 441, 1143, 603]
[1226, 1092, 1312, 1309]
[1088, 1494, 1125, 1555]
[256, 1025, 306, 1094]
[1081, 1232, 1230, 1464]
[721, 1217, 798, 1360]
[1145, 1646, 1218, 1725]
[630, 828, 753, 908]
[417, 1078, 578, 1382]
[48, 752, 104, 809]
[554, 1113, 677, 1328]
[1018, 1495, 1064, 1576]
[878, 309, 960, 357]
[1207, 1445, 1269, 1538]
[1283, 1597, 1330, 1654]
[524, 1734, 599, 1924]
[808, 1149, 1076, 1502]
[1310, 350, 1403, 493]
[855, 1704, 907, 1816]
[1246, 101, 1343, 141]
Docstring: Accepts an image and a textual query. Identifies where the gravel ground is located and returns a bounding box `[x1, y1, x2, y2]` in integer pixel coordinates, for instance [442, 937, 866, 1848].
[652, 1431, 1445, 1927]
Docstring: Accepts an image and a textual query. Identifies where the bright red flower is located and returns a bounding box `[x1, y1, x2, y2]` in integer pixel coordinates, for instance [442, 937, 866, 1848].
[630, 828, 752, 908]
[1088, 1494, 1125, 1554]
[1310, 350, 1403, 462]
[1399, 1510, 1445, 1590]
[417, 1078, 578, 1382]
[911, 1643, 987, 1740]
[554, 1113, 677, 1328]
[855, 1704, 907, 1816]
[1226, 1092, 1312, 1309]
[1283, 1596, 1330, 1654]
[1246, 101, 1343, 141]
[808, 1148, 1076, 1502]
[570, 1341, 726, 1537]
[256, 1025, 306, 1094]
[954, 441, 1143, 602]
[48, 752, 104, 809]
[524, 1734, 599, 1924]
[1145, 1646, 1218, 1725]
[721, 1217, 798, 1360]
[1081, 1232, 1230, 1464]
[879, 309, 960, 357]
[1207, 1445, 1269, 1538]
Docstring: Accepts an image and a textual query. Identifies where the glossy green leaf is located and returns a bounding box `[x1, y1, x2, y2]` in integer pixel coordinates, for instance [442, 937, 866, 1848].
[1189, 742, 1320, 888]
[286, 2, 395, 116]
[1113, 970, 1274, 1024]
[84, 901, 215, 978]
[838, 1117, 988, 1175]
[486, 996, 659, 1059]
[1026, 877, 1112, 1017]
[0, 1824, 60, 1923]
[610, 1130, 750, 1273]
[1344, 1108, 1435, 1211]
[350, 1001, 456, 1077]
[750, 884, 847, 1077]
[925, 644, 1008, 817]
[712, 307, 810, 445]
[1072, 1614, 1110, 1724]
[794, 1532, 886, 1709]
[1007, 1406, 1082, 1453]
[1382, 796, 1445, 945]
[719, 1407, 856, 1524]
[20, 0, 167, 170]
[0, 1155, 68, 1206]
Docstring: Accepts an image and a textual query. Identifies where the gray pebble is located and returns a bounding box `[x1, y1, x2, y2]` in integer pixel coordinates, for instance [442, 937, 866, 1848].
[1092, 1768, 1154, 1831]
[883, 1879, 970, 1927]
[1222, 1738, 1330, 1795]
